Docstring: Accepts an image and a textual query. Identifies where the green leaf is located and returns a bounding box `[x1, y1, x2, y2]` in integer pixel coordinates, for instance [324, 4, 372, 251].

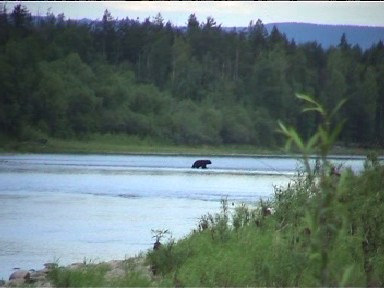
[302, 107, 324, 114]
[277, 121, 289, 135]
[289, 128, 305, 150]
[278, 121, 306, 152]
[307, 133, 320, 150]
[318, 126, 328, 143]
[330, 98, 347, 120]
[296, 93, 325, 116]
[340, 265, 355, 287]
[284, 138, 293, 152]
[296, 93, 319, 106]
[329, 119, 346, 144]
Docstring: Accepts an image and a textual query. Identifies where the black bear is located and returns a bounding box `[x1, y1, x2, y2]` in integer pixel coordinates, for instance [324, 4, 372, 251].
[191, 160, 212, 169]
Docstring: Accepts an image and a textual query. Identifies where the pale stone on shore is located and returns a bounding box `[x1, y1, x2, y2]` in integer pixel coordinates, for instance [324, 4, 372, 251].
[7, 270, 30, 287]
[106, 259, 124, 270]
[8, 270, 30, 281]
[3, 264, 55, 287]
[29, 270, 47, 283]
[43, 263, 58, 270]
[68, 262, 85, 270]
[104, 267, 126, 282]
[3, 256, 153, 287]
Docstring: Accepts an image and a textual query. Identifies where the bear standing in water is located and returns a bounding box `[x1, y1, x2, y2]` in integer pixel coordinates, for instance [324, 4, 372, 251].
[191, 160, 212, 169]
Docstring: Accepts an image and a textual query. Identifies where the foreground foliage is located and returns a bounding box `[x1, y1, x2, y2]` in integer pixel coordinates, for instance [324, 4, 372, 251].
[47, 257, 153, 287]
[147, 155, 384, 287]
[44, 95, 384, 287]
[46, 157, 384, 287]
[148, 95, 384, 287]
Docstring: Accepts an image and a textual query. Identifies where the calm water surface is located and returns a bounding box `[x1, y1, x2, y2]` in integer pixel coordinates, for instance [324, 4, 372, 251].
[0, 154, 365, 279]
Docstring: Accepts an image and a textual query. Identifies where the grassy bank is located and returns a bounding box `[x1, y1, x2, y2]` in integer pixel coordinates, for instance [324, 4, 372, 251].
[143, 96, 384, 286]
[45, 155, 384, 287]
[45, 257, 154, 287]
[0, 133, 275, 155]
[0, 133, 288, 156]
[0, 133, 380, 156]
[145, 154, 384, 287]
[43, 96, 384, 287]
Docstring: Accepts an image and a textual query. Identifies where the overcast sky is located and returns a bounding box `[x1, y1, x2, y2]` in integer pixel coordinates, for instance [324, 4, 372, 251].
[5, 1, 384, 27]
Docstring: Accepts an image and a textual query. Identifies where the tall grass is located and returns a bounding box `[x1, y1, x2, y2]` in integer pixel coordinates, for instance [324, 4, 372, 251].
[148, 94, 384, 287]
[46, 94, 384, 286]
[2, 131, 380, 155]
[47, 257, 152, 287]
[0, 133, 280, 155]
[147, 161, 383, 286]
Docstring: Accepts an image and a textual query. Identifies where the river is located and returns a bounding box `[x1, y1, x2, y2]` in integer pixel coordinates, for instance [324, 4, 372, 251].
[0, 153, 366, 280]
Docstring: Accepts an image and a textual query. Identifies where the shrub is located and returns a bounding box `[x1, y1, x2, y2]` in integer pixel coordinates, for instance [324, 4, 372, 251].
[146, 94, 384, 287]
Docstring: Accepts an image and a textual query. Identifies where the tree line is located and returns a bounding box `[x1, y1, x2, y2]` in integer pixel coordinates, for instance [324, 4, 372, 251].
[1, 4, 383, 148]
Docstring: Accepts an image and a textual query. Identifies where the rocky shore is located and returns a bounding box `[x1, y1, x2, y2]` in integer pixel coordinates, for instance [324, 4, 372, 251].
[0, 256, 154, 287]
[1, 263, 55, 287]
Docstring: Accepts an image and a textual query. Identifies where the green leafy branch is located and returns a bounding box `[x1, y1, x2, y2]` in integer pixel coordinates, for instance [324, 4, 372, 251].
[278, 93, 347, 178]
[278, 93, 348, 286]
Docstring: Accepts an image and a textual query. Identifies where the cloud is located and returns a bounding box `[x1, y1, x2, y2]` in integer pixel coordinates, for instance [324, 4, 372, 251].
[97, 2, 257, 25]
[102, 1, 384, 27]
[6, 1, 384, 27]
[105, 1, 249, 13]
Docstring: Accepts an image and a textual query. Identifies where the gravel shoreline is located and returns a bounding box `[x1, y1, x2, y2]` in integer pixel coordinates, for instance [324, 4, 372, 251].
[0, 256, 154, 287]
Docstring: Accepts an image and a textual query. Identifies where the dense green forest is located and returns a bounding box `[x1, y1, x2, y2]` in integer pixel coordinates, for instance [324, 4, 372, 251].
[1, 5, 384, 148]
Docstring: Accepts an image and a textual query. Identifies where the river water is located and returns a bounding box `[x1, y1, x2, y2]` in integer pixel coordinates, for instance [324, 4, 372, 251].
[0, 154, 366, 280]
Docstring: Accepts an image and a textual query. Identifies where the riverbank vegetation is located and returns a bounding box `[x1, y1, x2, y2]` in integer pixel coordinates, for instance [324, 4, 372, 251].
[1, 133, 378, 156]
[1, 5, 384, 152]
[0, 133, 282, 155]
[44, 152, 384, 287]
[147, 157, 384, 287]
[43, 96, 384, 287]
[2, 4, 384, 286]
[144, 95, 384, 287]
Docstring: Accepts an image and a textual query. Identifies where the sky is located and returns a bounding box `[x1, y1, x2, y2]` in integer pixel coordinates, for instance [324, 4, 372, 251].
[4, 1, 384, 27]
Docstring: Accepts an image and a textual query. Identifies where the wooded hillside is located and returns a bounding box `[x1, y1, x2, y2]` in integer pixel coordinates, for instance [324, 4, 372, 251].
[1, 5, 384, 148]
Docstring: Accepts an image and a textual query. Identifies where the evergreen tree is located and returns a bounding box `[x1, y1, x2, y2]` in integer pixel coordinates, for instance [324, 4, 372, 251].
[0, 9, 383, 148]
[9, 4, 32, 37]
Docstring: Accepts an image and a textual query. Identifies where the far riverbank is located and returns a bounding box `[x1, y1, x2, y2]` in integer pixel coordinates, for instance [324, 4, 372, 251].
[1, 134, 382, 157]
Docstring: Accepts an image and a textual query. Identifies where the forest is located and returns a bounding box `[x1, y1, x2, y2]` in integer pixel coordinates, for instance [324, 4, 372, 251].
[1, 4, 384, 149]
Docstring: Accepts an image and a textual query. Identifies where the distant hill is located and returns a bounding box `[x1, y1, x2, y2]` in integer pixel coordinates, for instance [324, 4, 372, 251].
[261, 23, 384, 50]
[266, 23, 384, 50]
[71, 19, 383, 50]
[35, 16, 384, 50]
